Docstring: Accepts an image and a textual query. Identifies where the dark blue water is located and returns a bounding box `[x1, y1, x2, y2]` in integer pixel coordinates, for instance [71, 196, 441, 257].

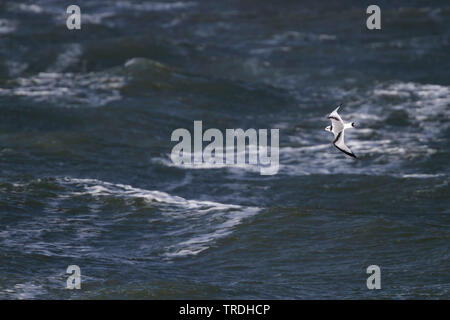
[0, 0, 449, 299]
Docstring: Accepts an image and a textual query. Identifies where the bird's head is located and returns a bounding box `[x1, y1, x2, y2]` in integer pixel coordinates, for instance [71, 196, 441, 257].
[325, 125, 332, 132]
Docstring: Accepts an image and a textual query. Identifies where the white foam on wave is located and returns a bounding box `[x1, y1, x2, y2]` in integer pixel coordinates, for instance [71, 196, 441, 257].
[264, 31, 337, 46]
[373, 82, 450, 123]
[152, 156, 263, 174]
[0, 19, 18, 34]
[116, 1, 197, 12]
[0, 71, 124, 107]
[60, 177, 260, 258]
[400, 173, 445, 179]
[164, 206, 259, 257]
[63, 177, 241, 210]
[0, 176, 260, 261]
[46, 43, 83, 73]
[3, 282, 47, 300]
[8, 3, 44, 14]
[151, 143, 272, 174]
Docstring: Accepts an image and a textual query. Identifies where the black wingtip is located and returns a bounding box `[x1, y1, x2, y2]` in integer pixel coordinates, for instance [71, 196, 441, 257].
[334, 144, 357, 159]
[346, 151, 357, 159]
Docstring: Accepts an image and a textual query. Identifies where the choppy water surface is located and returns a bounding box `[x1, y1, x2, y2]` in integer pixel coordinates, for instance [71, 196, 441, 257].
[0, 0, 449, 299]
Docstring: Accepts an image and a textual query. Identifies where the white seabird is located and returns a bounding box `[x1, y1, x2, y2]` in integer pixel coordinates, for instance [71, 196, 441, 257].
[325, 104, 357, 158]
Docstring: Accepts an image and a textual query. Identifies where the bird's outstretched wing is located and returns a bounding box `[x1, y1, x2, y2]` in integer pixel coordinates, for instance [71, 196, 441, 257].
[333, 130, 357, 158]
[327, 104, 344, 134]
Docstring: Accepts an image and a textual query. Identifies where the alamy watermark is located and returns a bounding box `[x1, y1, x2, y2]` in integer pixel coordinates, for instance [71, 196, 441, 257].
[366, 265, 381, 289]
[66, 5, 81, 30]
[366, 5, 381, 30]
[66, 265, 81, 289]
[170, 121, 279, 175]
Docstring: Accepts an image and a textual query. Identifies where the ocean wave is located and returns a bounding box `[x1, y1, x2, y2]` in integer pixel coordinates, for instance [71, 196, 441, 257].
[0, 19, 18, 34]
[115, 1, 197, 12]
[0, 71, 124, 107]
[7, 3, 45, 14]
[151, 143, 268, 174]
[58, 177, 260, 258]
[60, 177, 242, 210]
[400, 173, 445, 179]
[3, 282, 47, 300]
[46, 44, 83, 73]
[0, 177, 260, 260]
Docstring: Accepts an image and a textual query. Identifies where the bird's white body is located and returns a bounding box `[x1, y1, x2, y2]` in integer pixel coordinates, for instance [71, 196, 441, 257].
[325, 105, 357, 158]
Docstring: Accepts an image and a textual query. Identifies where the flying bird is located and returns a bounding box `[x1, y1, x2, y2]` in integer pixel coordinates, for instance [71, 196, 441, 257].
[325, 104, 357, 158]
